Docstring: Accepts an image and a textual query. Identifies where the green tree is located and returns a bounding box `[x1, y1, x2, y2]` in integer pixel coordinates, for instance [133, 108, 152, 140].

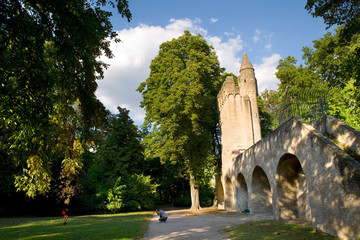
[305, 0, 360, 40]
[275, 28, 360, 129]
[83, 107, 146, 211]
[0, 0, 131, 198]
[137, 31, 223, 210]
[106, 174, 157, 212]
[143, 156, 189, 205]
[96, 107, 144, 179]
[258, 95, 274, 137]
[259, 89, 282, 128]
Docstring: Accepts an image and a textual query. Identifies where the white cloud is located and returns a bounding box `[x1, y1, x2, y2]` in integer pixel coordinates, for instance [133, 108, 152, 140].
[253, 29, 261, 43]
[207, 35, 243, 74]
[265, 44, 272, 49]
[96, 18, 276, 126]
[96, 18, 209, 125]
[210, 18, 219, 23]
[254, 54, 281, 93]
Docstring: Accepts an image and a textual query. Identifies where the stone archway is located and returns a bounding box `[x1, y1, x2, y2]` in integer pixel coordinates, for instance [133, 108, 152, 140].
[276, 154, 310, 220]
[217, 180, 225, 209]
[236, 173, 248, 211]
[251, 166, 273, 214]
[225, 176, 235, 210]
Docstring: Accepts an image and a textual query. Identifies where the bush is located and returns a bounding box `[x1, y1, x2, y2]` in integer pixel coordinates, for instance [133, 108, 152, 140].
[106, 181, 125, 213]
[106, 174, 157, 212]
[124, 200, 141, 211]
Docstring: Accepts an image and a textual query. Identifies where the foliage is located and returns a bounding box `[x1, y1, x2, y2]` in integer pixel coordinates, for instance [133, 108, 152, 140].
[94, 107, 144, 179]
[121, 174, 157, 211]
[258, 95, 274, 137]
[106, 177, 126, 212]
[0, 0, 131, 199]
[259, 89, 282, 129]
[106, 174, 157, 213]
[275, 28, 360, 129]
[327, 79, 360, 130]
[0, 212, 152, 240]
[81, 107, 152, 212]
[305, 0, 360, 40]
[143, 157, 189, 204]
[137, 31, 223, 208]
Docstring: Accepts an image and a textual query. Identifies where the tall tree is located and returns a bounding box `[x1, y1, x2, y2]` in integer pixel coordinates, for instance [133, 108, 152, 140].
[0, 0, 131, 198]
[275, 28, 360, 129]
[305, 0, 360, 40]
[94, 107, 144, 181]
[137, 31, 223, 209]
[82, 107, 146, 211]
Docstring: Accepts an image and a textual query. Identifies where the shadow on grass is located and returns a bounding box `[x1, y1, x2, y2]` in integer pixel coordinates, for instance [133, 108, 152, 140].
[0, 211, 152, 240]
[222, 220, 338, 240]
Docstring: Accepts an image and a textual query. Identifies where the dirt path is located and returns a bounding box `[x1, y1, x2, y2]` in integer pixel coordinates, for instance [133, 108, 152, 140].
[142, 208, 274, 240]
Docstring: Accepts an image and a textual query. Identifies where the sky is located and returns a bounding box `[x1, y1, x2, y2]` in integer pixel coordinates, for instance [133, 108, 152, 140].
[95, 0, 334, 126]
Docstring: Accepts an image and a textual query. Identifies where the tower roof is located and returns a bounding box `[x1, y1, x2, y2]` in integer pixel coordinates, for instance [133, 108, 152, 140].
[240, 52, 253, 71]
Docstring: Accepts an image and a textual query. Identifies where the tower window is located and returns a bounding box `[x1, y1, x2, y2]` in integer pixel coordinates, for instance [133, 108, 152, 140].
[244, 79, 246, 83]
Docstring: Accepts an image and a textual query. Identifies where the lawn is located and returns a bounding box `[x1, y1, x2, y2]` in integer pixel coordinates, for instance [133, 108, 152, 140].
[0, 211, 153, 240]
[222, 220, 338, 240]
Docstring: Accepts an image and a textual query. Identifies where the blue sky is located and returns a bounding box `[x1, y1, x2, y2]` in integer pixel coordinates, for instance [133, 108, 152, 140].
[96, 0, 334, 125]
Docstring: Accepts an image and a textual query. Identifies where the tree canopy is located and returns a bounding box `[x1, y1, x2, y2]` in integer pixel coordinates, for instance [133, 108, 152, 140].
[82, 107, 155, 212]
[274, 27, 360, 129]
[305, 0, 360, 40]
[0, 0, 131, 199]
[137, 31, 223, 209]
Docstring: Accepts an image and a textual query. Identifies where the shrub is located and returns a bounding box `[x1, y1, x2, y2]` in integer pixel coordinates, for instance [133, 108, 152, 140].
[122, 174, 157, 210]
[124, 200, 141, 211]
[106, 174, 157, 212]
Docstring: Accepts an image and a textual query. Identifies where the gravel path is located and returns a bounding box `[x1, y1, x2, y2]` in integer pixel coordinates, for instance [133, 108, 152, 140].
[142, 208, 274, 240]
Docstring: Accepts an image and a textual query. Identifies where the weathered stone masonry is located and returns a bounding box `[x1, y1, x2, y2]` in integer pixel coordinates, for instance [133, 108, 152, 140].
[217, 53, 360, 239]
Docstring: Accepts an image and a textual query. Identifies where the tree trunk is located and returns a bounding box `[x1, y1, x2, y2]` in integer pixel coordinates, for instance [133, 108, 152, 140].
[190, 173, 201, 210]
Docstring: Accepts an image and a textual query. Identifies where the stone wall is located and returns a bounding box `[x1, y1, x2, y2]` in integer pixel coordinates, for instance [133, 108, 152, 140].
[313, 115, 360, 157]
[220, 117, 360, 239]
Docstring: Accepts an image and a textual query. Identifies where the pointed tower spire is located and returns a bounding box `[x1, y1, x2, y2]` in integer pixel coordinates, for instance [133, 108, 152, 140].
[240, 52, 253, 72]
[238, 52, 256, 94]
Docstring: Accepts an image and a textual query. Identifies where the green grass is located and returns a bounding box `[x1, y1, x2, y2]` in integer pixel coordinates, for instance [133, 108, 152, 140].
[222, 220, 338, 240]
[0, 211, 152, 240]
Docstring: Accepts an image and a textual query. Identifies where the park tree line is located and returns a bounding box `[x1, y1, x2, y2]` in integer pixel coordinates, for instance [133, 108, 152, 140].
[260, 0, 360, 132]
[1, 0, 360, 216]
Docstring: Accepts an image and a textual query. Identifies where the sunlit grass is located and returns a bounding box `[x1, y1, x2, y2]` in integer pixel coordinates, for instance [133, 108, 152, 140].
[222, 220, 338, 240]
[0, 211, 152, 240]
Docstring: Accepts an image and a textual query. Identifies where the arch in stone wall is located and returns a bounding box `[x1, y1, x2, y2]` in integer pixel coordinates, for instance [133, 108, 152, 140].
[276, 153, 310, 220]
[225, 176, 235, 210]
[251, 166, 273, 214]
[236, 173, 248, 211]
[217, 179, 225, 209]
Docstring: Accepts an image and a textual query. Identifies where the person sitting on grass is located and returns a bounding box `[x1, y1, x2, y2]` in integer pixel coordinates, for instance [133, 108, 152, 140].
[156, 209, 168, 222]
[62, 208, 69, 225]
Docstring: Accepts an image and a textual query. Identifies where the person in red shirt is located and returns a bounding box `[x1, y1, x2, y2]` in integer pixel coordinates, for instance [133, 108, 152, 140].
[62, 208, 69, 225]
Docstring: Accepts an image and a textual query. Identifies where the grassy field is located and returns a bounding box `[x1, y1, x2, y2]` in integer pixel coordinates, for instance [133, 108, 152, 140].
[0, 211, 153, 240]
[222, 220, 338, 240]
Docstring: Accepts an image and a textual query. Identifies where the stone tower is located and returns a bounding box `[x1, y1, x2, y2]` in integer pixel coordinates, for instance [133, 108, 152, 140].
[217, 53, 261, 174]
